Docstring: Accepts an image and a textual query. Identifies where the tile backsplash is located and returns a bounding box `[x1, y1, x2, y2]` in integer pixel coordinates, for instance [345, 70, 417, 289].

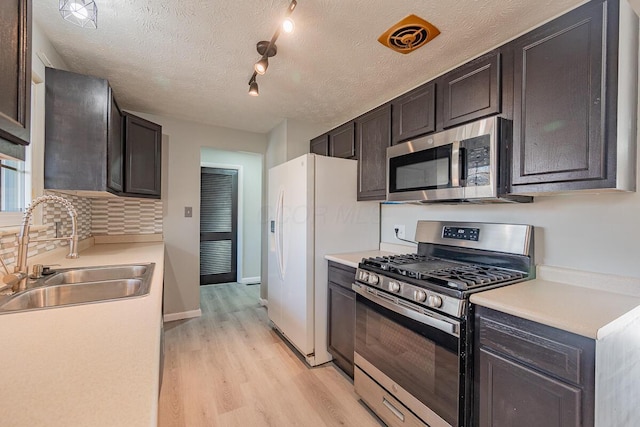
[91, 198, 163, 235]
[0, 192, 163, 265]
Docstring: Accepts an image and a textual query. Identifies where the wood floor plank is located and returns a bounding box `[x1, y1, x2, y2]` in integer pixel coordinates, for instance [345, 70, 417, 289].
[158, 282, 383, 427]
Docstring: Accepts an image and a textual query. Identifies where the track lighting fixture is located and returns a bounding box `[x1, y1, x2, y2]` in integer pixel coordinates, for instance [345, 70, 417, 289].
[247, 0, 297, 96]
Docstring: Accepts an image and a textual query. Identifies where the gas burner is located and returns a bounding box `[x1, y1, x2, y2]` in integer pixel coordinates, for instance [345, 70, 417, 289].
[421, 265, 525, 289]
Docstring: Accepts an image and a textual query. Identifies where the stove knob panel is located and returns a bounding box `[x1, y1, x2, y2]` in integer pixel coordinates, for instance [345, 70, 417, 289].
[427, 295, 443, 308]
[388, 281, 401, 293]
[368, 274, 379, 285]
[413, 290, 427, 303]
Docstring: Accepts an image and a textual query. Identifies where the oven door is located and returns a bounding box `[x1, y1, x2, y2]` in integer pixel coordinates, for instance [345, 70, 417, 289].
[387, 131, 464, 202]
[353, 284, 461, 427]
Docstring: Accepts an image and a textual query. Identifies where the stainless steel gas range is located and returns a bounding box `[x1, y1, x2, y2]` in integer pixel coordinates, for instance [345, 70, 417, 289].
[353, 220, 534, 427]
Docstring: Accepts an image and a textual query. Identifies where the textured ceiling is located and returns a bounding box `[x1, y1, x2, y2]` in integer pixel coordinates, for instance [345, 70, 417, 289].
[33, 0, 586, 134]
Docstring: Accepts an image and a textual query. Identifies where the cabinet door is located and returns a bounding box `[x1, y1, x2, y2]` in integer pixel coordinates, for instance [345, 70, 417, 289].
[328, 281, 355, 378]
[124, 113, 162, 197]
[440, 50, 500, 129]
[45, 68, 109, 192]
[310, 134, 329, 156]
[510, 0, 610, 192]
[356, 104, 391, 201]
[391, 82, 435, 144]
[0, 0, 31, 146]
[329, 122, 356, 159]
[478, 348, 582, 427]
[107, 92, 123, 193]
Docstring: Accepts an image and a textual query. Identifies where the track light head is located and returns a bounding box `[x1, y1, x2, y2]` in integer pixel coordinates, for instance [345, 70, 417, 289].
[248, 78, 259, 96]
[254, 57, 269, 75]
[282, 17, 295, 34]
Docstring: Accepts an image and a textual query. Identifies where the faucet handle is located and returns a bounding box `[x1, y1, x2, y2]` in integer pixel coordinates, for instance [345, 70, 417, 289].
[31, 264, 60, 279]
[32, 264, 44, 279]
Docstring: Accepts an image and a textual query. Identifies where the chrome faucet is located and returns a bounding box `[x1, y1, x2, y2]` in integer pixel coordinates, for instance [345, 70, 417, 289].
[4, 195, 79, 292]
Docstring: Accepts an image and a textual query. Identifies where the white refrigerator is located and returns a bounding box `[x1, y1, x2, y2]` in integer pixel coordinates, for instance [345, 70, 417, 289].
[268, 153, 380, 366]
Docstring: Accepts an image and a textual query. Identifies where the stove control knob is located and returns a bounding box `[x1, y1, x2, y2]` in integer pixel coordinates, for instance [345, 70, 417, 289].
[427, 295, 443, 308]
[360, 271, 369, 282]
[413, 290, 427, 303]
[388, 281, 400, 293]
[368, 274, 379, 285]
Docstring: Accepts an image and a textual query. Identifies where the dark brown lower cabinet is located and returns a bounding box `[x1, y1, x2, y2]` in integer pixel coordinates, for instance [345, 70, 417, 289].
[475, 306, 595, 427]
[327, 261, 356, 378]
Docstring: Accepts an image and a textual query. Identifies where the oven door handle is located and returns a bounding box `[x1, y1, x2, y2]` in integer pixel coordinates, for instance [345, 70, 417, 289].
[353, 283, 460, 337]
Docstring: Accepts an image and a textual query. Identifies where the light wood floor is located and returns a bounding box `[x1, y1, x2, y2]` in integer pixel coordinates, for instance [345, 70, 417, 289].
[158, 282, 384, 427]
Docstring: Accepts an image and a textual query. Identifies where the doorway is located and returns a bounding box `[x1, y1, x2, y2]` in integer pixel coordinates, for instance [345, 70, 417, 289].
[200, 167, 238, 285]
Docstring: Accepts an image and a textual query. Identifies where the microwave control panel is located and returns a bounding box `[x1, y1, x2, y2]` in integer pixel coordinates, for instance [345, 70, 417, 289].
[442, 226, 480, 241]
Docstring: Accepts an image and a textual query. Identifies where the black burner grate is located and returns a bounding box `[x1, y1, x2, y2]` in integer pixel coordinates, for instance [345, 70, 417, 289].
[362, 253, 525, 290]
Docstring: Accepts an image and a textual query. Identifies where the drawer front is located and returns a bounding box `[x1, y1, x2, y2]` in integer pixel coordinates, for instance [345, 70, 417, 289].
[478, 314, 583, 385]
[328, 262, 356, 290]
[355, 367, 429, 427]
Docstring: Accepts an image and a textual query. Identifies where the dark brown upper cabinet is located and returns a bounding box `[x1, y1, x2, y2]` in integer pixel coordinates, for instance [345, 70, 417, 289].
[508, 0, 637, 194]
[356, 104, 391, 201]
[45, 68, 120, 194]
[0, 0, 32, 147]
[439, 50, 501, 129]
[108, 94, 124, 193]
[310, 134, 329, 156]
[123, 112, 162, 198]
[391, 82, 436, 145]
[45, 68, 162, 199]
[329, 122, 356, 159]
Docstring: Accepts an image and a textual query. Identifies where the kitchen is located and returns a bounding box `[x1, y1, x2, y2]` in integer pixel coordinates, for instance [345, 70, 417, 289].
[1, 0, 640, 426]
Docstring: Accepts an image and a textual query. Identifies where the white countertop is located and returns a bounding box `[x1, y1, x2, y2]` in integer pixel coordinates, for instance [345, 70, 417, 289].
[324, 243, 415, 268]
[471, 265, 640, 340]
[0, 238, 165, 427]
[325, 250, 397, 269]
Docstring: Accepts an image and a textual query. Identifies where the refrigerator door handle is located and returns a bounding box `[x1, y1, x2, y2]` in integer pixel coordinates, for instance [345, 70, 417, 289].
[275, 189, 285, 279]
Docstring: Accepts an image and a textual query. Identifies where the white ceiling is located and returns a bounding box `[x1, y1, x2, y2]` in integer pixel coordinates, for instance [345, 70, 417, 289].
[33, 0, 587, 134]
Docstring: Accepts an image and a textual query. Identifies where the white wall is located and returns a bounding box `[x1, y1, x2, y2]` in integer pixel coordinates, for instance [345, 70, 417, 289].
[382, 164, 640, 280]
[200, 148, 263, 282]
[131, 112, 267, 316]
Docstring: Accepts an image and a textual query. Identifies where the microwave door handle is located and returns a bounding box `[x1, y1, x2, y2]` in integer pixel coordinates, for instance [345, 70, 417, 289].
[459, 146, 467, 183]
[451, 141, 461, 187]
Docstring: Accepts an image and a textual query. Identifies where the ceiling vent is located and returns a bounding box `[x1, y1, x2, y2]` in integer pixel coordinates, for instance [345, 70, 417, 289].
[378, 15, 440, 54]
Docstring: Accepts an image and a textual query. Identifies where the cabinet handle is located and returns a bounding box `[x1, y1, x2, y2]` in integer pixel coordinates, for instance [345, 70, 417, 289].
[382, 397, 405, 422]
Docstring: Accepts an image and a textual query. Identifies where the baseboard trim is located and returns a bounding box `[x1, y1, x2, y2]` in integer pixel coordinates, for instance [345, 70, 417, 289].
[239, 276, 261, 285]
[163, 309, 202, 322]
[259, 298, 268, 307]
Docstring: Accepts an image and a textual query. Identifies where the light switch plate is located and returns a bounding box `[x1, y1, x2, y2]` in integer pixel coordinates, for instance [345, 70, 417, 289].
[184, 207, 193, 217]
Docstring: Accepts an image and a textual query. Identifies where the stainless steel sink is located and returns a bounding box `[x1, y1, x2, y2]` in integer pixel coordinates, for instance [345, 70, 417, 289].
[0, 263, 154, 314]
[43, 265, 149, 286]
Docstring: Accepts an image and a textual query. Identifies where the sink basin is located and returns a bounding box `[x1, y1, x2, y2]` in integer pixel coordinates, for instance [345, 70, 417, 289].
[43, 265, 148, 286]
[0, 263, 154, 314]
[0, 279, 143, 311]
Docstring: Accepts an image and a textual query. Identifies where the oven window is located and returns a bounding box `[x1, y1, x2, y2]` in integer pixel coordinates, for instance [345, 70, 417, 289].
[355, 295, 459, 426]
[389, 145, 453, 192]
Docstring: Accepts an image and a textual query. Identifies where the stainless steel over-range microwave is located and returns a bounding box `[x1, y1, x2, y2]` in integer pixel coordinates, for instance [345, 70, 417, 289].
[386, 116, 532, 203]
